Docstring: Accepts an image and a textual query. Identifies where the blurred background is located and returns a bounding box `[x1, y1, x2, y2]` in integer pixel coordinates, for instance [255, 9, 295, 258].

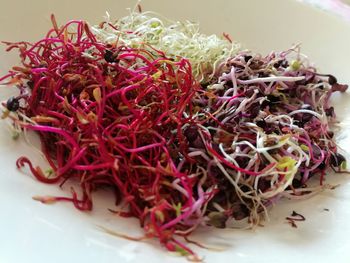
[301, 0, 350, 20]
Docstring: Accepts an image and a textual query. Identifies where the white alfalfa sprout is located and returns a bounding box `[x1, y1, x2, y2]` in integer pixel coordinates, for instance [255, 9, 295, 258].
[91, 10, 240, 83]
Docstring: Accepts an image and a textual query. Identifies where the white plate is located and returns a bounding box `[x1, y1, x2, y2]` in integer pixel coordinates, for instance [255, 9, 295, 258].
[1, 1, 350, 262]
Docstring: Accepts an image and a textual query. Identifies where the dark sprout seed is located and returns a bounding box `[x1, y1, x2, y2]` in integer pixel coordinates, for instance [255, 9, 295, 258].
[244, 55, 252, 63]
[6, 97, 20, 112]
[261, 99, 270, 109]
[281, 60, 289, 68]
[184, 125, 198, 142]
[292, 179, 302, 188]
[256, 119, 266, 128]
[266, 94, 280, 103]
[27, 80, 34, 89]
[201, 82, 209, 89]
[318, 161, 326, 170]
[328, 75, 337, 85]
[325, 107, 335, 117]
[328, 131, 334, 138]
[258, 72, 270, 78]
[104, 50, 115, 63]
[273, 61, 282, 68]
[330, 153, 346, 167]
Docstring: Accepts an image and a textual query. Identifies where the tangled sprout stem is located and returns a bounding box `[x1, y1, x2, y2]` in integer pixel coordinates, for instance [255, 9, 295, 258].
[1, 16, 210, 258]
[0, 15, 348, 260]
[184, 46, 348, 227]
[91, 9, 240, 83]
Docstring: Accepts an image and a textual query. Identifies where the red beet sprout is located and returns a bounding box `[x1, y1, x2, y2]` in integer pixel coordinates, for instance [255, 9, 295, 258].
[0, 17, 209, 259]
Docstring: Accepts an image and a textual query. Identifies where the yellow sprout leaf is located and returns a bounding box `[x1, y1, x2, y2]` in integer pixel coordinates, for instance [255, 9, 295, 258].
[155, 210, 165, 223]
[152, 70, 162, 80]
[277, 156, 297, 170]
[76, 112, 89, 124]
[31, 116, 57, 123]
[87, 111, 97, 122]
[173, 203, 182, 217]
[291, 60, 301, 70]
[93, 87, 101, 102]
[300, 144, 309, 152]
[277, 156, 298, 187]
[279, 134, 291, 142]
[32, 195, 57, 204]
[1, 110, 10, 119]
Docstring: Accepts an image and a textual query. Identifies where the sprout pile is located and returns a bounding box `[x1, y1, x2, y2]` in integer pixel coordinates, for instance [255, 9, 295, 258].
[91, 9, 240, 83]
[0, 10, 348, 261]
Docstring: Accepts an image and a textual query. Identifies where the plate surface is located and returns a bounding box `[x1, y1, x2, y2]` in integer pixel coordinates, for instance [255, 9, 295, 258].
[1, 1, 350, 262]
